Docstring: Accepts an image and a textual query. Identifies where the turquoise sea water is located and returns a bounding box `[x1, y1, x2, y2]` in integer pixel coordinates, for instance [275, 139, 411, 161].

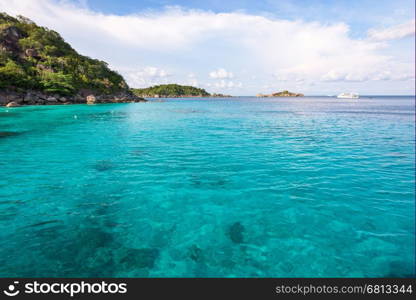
[0, 96, 414, 277]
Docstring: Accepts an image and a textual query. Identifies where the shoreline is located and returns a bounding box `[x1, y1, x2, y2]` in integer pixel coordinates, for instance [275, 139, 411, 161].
[0, 90, 147, 107]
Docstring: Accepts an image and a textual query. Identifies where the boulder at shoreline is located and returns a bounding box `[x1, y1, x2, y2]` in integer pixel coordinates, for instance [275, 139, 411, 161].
[6, 101, 20, 107]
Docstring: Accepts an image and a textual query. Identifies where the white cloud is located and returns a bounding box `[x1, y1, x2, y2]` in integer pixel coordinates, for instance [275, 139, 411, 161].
[209, 68, 234, 79]
[368, 19, 415, 41]
[0, 0, 414, 94]
[141, 66, 170, 78]
[187, 78, 199, 87]
[213, 80, 242, 88]
[122, 66, 171, 87]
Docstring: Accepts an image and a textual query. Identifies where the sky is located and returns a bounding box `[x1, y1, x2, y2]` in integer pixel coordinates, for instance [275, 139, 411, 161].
[0, 0, 415, 95]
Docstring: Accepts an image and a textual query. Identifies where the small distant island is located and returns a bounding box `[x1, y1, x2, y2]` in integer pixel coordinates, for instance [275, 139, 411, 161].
[256, 90, 304, 97]
[132, 84, 209, 98]
[131, 84, 232, 98]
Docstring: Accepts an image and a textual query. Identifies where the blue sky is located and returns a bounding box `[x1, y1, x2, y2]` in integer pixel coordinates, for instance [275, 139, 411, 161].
[82, 0, 415, 36]
[1, 0, 415, 95]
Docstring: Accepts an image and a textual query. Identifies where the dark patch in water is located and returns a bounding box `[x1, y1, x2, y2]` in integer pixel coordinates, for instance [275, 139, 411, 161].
[190, 174, 202, 186]
[0, 211, 18, 221]
[216, 178, 227, 186]
[190, 175, 228, 188]
[118, 248, 160, 269]
[385, 261, 415, 278]
[150, 225, 176, 248]
[188, 244, 203, 262]
[228, 222, 245, 244]
[93, 160, 114, 172]
[32, 225, 66, 240]
[26, 220, 61, 228]
[362, 220, 376, 232]
[36, 226, 118, 276]
[0, 200, 24, 205]
[0, 131, 22, 138]
[131, 149, 144, 156]
[77, 227, 114, 248]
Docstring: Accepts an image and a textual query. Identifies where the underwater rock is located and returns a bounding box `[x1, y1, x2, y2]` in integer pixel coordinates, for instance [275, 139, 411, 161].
[93, 160, 113, 172]
[216, 178, 227, 186]
[81, 247, 116, 277]
[130, 149, 145, 157]
[77, 228, 114, 248]
[0, 131, 21, 138]
[119, 248, 160, 269]
[228, 222, 245, 244]
[188, 244, 203, 262]
[150, 228, 173, 248]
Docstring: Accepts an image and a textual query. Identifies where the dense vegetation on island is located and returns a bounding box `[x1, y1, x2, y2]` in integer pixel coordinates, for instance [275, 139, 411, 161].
[132, 84, 210, 97]
[256, 90, 304, 97]
[0, 13, 138, 104]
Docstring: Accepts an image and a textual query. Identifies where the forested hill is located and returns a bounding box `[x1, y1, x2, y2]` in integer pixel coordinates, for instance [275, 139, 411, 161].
[131, 84, 210, 97]
[0, 13, 143, 105]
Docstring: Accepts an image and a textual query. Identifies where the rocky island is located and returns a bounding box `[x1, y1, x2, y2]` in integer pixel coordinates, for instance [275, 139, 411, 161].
[256, 90, 304, 97]
[0, 13, 145, 107]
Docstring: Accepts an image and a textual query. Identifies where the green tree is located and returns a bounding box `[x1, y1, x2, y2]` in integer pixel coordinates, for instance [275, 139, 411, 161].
[0, 59, 27, 88]
[40, 72, 75, 95]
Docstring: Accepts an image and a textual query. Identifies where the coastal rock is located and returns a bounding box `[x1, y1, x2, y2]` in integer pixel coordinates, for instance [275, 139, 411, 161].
[0, 95, 7, 105]
[37, 93, 47, 100]
[6, 101, 21, 107]
[86, 95, 96, 104]
[23, 92, 37, 104]
[46, 96, 58, 103]
[6, 94, 20, 102]
[74, 95, 84, 103]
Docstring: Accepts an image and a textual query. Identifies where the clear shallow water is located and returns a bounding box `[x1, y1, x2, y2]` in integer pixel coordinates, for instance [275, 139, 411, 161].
[0, 96, 414, 277]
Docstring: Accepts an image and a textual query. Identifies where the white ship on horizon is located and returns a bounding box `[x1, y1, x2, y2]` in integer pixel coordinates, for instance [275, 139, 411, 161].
[337, 92, 359, 99]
